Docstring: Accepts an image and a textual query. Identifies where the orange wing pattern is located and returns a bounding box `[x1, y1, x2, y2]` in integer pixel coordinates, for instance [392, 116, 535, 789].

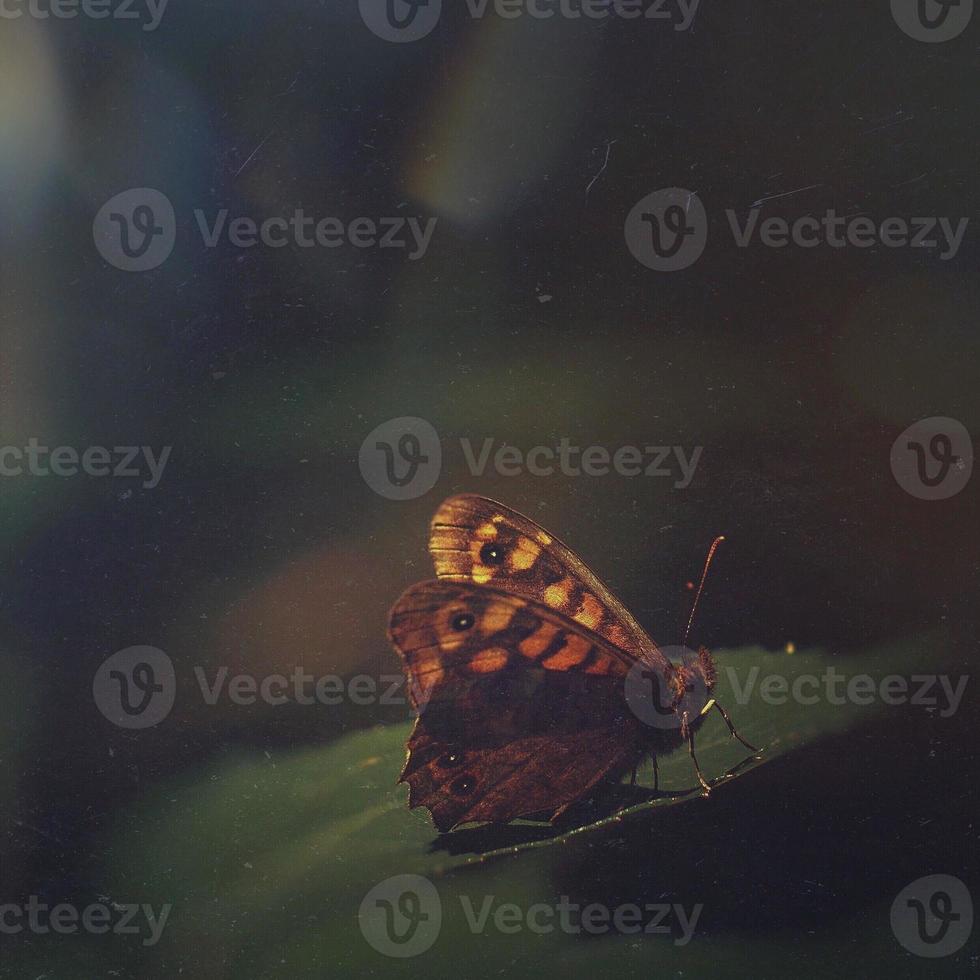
[429, 494, 667, 669]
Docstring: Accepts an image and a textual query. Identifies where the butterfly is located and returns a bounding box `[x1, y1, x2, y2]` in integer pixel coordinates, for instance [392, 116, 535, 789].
[387, 494, 756, 832]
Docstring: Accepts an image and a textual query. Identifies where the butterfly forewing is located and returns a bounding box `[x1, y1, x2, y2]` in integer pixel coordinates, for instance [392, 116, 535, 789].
[388, 580, 635, 711]
[429, 494, 667, 668]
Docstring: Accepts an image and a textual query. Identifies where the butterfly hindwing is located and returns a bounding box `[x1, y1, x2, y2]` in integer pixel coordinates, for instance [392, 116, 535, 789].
[400, 725, 638, 832]
[387, 581, 647, 829]
[429, 494, 666, 666]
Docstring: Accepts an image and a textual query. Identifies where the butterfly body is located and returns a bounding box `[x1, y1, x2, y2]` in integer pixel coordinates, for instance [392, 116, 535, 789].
[387, 495, 745, 833]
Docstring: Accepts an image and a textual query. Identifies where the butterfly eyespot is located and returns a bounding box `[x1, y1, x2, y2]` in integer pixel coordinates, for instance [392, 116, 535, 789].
[450, 612, 475, 632]
[449, 774, 476, 796]
[479, 543, 506, 566]
[438, 752, 464, 768]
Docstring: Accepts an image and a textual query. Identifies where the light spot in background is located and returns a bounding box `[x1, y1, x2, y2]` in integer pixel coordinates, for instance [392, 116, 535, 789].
[0, 21, 66, 228]
[0, 24, 64, 544]
[407, 18, 598, 226]
[201, 537, 404, 703]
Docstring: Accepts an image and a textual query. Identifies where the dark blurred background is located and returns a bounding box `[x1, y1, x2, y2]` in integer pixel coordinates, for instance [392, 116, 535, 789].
[0, 0, 977, 975]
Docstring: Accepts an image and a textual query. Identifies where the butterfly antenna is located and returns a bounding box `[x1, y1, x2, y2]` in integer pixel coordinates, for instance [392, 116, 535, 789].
[682, 535, 725, 646]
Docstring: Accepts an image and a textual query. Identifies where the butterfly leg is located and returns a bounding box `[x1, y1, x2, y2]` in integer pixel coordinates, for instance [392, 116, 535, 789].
[712, 700, 758, 753]
[651, 754, 659, 792]
[629, 765, 637, 788]
[683, 712, 712, 796]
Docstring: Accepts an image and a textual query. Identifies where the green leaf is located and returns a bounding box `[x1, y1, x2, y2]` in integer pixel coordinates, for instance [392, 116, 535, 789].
[24, 632, 962, 979]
